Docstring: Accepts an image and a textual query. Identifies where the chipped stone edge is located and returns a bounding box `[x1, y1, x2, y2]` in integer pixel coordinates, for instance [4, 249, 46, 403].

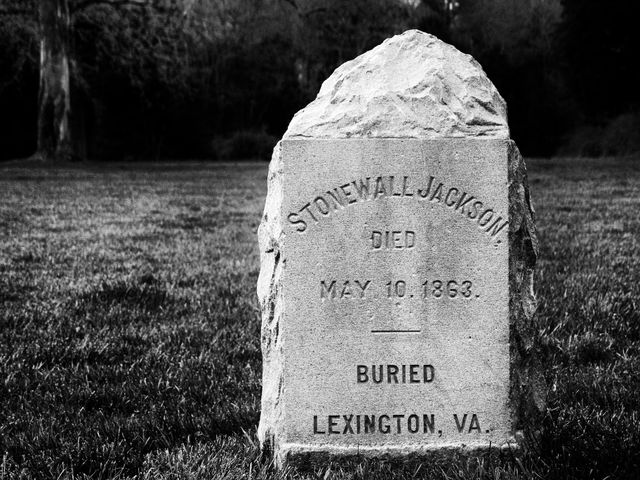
[257, 139, 545, 465]
[257, 141, 286, 458]
[507, 140, 545, 447]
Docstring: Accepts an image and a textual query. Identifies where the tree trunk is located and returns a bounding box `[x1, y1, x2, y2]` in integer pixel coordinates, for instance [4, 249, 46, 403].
[37, 0, 73, 162]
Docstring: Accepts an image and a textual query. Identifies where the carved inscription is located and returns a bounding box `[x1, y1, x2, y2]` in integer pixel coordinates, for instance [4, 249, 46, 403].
[313, 414, 437, 435]
[422, 280, 475, 298]
[371, 231, 415, 250]
[311, 413, 489, 435]
[320, 280, 371, 299]
[320, 279, 478, 299]
[357, 364, 435, 384]
[276, 140, 511, 452]
[287, 174, 508, 240]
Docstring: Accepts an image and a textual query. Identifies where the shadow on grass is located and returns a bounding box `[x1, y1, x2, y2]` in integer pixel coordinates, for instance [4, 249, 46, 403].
[70, 281, 180, 326]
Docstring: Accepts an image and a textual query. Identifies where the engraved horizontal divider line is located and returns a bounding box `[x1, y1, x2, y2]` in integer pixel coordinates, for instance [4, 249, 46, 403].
[370, 329, 422, 334]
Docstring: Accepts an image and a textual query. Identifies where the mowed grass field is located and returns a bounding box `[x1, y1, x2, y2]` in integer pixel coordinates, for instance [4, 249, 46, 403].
[1, 157, 639, 479]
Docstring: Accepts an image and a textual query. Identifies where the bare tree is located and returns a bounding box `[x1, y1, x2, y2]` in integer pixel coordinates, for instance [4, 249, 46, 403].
[37, 0, 72, 161]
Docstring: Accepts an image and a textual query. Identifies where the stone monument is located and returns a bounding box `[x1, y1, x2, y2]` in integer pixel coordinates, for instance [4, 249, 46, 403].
[257, 30, 542, 465]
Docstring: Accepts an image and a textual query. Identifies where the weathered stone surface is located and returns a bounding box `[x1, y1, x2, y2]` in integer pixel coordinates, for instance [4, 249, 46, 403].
[285, 30, 509, 139]
[258, 29, 541, 466]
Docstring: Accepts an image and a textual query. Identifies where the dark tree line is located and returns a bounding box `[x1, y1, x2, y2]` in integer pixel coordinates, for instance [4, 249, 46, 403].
[0, 0, 638, 161]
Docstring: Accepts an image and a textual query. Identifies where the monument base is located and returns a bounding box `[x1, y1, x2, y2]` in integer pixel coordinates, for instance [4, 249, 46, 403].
[276, 437, 522, 468]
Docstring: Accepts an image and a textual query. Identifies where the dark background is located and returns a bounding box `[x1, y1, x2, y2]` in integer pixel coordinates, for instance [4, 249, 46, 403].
[1, 0, 639, 161]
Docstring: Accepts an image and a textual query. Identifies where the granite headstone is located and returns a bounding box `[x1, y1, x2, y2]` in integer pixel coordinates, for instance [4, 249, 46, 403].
[257, 30, 542, 465]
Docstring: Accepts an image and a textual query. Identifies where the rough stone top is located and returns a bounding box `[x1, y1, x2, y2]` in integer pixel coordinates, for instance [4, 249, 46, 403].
[284, 30, 509, 139]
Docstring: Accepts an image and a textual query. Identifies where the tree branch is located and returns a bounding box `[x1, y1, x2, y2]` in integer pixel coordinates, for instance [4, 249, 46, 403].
[71, 0, 148, 14]
[301, 6, 328, 18]
[278, 1, 327, 19]
[0, 7, 34, 16]
[280, 0, 298, 10]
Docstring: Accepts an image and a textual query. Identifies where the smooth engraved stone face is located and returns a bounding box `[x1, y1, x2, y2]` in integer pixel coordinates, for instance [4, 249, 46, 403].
[280, 138, 511, 451]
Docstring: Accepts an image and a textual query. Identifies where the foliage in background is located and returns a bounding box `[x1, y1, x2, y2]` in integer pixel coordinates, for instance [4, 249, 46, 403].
[559, 112, 640, 157]
[0, 0, 38, 160]
[560, 0, 640, 121]
[211, 130, 278, 161]
[449, 0, 570, 155]
[0, 0, 639, 160]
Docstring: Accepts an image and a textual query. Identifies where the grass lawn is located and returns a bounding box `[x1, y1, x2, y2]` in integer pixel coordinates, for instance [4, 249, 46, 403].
[1, 157, 639, 479]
